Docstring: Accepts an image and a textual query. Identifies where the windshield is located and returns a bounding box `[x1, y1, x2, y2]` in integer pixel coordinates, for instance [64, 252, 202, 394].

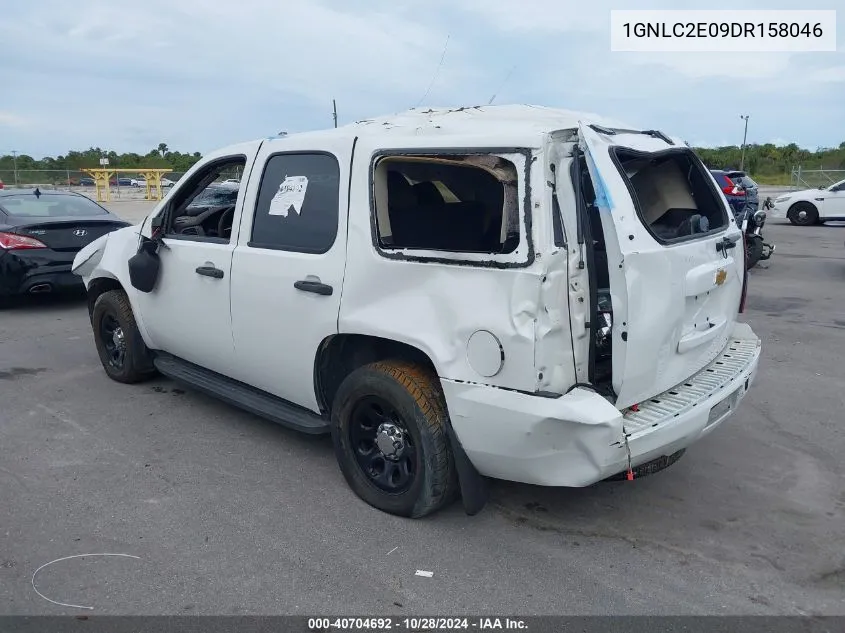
[0, 193, 109, 217]
[187, 185, 239, 209]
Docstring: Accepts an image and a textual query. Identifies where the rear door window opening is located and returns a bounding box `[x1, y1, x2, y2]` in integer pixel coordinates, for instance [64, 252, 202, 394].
[612, 149, 730, 243]
[371, 153, 523, 258]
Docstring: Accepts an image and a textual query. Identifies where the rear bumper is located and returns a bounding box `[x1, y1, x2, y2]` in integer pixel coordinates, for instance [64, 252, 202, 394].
[443, 322, 761, 487]
[0, 249, 81, 296]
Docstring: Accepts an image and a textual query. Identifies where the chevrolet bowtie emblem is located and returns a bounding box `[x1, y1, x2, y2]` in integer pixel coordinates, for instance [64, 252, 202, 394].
[715, 268, 727, 286]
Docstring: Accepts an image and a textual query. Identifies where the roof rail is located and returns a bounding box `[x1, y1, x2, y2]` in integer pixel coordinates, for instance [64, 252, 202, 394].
[588, 124, 675, 145]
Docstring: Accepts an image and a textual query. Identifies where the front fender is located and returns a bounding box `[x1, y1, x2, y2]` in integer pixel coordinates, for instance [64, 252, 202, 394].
[72, 233, 110, 282]
[72, 226, 155, 348]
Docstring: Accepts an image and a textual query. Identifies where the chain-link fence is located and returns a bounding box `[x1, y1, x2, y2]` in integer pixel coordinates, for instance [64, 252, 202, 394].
[0, 169, 90, 190]
[790, 167, 845, 190]
[0, 169, 187, 200]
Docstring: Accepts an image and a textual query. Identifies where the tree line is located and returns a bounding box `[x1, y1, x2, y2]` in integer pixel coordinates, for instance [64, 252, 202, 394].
[694, 141, 845, 184]
[2, 141, 845, 186]
[0, 144, 200, 180]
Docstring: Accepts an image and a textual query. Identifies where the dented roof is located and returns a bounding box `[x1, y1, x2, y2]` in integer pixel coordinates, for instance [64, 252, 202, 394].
[262, 104, 638, 148]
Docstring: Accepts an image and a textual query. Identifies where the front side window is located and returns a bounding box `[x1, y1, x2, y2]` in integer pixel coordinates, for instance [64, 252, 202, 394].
[372, 154, 521, 255]
[164, 157, 245, 243]
[250, 153, 340, 253]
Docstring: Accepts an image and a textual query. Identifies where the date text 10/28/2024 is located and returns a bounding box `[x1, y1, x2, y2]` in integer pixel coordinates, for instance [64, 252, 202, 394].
[308, 617, 528, 631]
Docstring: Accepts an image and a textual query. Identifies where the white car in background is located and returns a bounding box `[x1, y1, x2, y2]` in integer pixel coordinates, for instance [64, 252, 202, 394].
[769, 178, 845, 225]
[130, 177, 147, 188]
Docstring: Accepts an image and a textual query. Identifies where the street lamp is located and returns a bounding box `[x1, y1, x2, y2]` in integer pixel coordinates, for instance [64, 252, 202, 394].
[11, 150, 19, 187]
[739, 115, 750, 171]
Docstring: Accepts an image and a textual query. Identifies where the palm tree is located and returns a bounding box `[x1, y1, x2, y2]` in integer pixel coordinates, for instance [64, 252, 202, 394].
[157, 143, 169, 157]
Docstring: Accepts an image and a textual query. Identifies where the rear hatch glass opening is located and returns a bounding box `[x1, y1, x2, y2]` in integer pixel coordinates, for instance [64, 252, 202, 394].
[612, 149, 730, 243]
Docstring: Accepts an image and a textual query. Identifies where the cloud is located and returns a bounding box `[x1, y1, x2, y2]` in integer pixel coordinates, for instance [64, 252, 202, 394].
[0, 0, 842, 156]
[807, 66, 845, 83]
[0, 111, 28, 128]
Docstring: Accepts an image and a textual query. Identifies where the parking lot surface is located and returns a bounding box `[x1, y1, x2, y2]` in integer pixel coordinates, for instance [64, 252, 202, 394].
[1, 212, 843, 615]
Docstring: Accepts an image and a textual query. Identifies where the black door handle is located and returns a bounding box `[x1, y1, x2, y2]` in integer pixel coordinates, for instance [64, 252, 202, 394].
[196, 265, 224, 279]
[716, 237, 738, 253]
[294, 280, 333, 296]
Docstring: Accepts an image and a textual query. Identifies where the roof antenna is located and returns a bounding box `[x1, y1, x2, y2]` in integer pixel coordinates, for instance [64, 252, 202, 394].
[415, 34, 450, 108]
[488, 65, 516, 105]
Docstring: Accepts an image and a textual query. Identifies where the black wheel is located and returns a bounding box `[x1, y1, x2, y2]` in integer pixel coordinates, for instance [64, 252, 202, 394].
[746, 236, 764, 269]
[787, 202, 819, 226]
[91, 289, 156, 383]
[331, 361, 458, 518]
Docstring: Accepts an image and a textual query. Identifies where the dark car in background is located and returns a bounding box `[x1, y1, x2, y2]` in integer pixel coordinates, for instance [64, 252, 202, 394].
[711, 169, 759, 216]
[710, 169, 773, 268]
[0, 189, 130, 299]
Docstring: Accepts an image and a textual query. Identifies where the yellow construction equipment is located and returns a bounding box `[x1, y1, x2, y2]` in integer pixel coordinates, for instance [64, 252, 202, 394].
[81, 168, 173, 202]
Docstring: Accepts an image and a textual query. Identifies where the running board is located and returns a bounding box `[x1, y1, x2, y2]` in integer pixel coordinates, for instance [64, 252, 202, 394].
[152, 353, 330, 435]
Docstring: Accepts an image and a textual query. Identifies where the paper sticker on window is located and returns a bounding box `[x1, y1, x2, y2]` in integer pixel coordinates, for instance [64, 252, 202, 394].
[268, 176, 308, 216]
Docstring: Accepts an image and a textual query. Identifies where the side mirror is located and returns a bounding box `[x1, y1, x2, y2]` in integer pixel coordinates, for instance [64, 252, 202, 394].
[128, 237, 161, 293]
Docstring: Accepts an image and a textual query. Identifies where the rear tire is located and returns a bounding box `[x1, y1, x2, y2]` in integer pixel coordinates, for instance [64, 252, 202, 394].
[746, 236, 764, 269]
[787, 202, 819, 226]
[91, 289, 156, 384]
[331, 361, 458, 518]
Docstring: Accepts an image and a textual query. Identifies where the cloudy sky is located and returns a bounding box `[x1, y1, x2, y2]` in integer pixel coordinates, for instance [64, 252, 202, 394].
[1, 0, 843, 158]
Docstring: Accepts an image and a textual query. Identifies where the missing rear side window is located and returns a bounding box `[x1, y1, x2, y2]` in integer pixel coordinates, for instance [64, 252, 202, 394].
[614, 149, 728, 242]
[373, 154, 519, 254]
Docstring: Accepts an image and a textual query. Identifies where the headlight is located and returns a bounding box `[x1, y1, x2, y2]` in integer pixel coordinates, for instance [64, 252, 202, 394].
[774, 196, 790, 203]
[753, 210, 767, 226]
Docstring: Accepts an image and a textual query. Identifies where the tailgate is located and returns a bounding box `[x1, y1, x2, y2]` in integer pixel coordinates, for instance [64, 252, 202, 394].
[577, 122, 745, 409]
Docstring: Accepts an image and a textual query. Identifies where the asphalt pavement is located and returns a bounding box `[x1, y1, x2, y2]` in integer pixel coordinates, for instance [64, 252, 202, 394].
[1, 211, 844, 615]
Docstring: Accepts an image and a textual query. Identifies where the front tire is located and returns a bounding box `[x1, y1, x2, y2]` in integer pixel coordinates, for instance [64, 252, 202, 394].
[787, 202, 819, 226]
[331, 361, 458, 518]
[91, 289, 156, 383]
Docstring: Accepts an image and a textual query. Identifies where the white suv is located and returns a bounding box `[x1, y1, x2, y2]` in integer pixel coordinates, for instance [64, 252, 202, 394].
[72, 105, 761, 518]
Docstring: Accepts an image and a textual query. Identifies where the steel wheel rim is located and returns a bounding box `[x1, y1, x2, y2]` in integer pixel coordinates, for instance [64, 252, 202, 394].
[99, 313, 126, 369]
[348, 396, 417, 494]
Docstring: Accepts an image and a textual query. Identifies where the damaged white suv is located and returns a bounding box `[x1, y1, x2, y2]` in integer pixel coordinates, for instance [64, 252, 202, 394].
[73, 105, 761, 518]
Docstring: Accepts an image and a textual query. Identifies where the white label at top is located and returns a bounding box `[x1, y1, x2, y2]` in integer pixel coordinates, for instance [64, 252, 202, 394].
[610, 10, 837, 52]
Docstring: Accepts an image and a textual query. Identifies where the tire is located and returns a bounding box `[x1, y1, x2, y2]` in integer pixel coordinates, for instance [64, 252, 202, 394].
[331, 361, 458, 518]
[746, 236, 764, 269]
[787, 201, 819, 226]
[91, 289, 156, 383]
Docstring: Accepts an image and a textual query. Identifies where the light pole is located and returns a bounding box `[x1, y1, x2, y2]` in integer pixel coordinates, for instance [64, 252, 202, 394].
[11, 150, 19, 187]
[739, 115, 750, 171]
